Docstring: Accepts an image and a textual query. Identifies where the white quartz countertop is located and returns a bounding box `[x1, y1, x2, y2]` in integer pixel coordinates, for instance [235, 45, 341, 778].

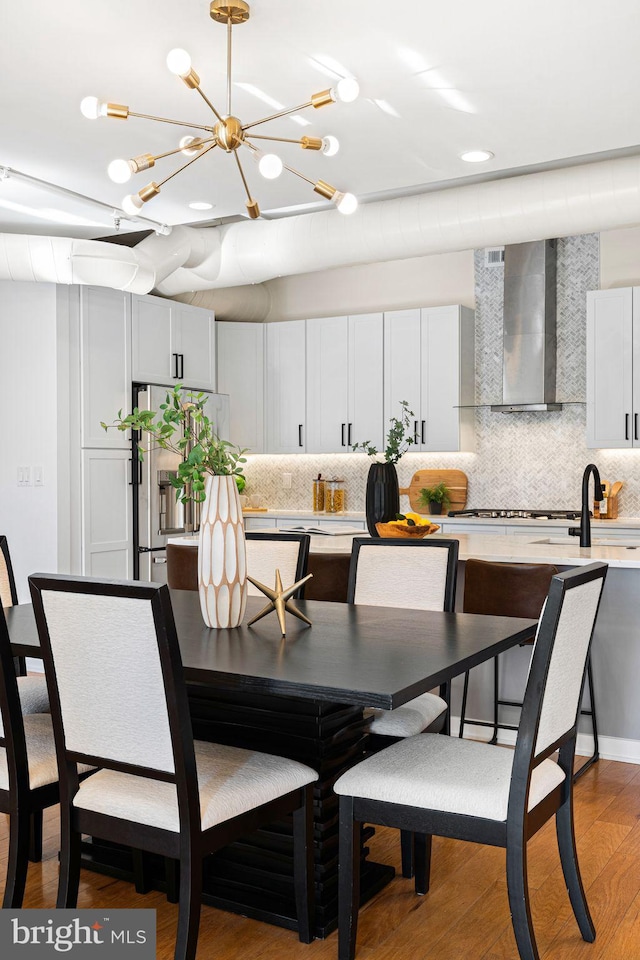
[307, 531, 640, 565]
[169, 530, 640, 567]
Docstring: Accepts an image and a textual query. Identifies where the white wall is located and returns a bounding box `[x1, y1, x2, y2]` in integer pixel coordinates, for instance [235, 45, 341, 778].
[0, 281, 59, 601]
[600, 225, 640, 289]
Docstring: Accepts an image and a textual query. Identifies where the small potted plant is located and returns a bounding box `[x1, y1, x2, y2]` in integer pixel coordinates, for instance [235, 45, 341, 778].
[102, 385, 249, 629]
[418, 482, 451, 516]
[351, 401, 415, 536]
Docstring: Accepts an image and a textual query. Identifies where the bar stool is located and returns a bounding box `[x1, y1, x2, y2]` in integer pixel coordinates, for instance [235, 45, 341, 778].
[459, 558, 599, 780]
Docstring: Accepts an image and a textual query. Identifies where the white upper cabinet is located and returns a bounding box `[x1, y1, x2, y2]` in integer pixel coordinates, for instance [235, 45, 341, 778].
[80, 286, 131, 448]
[131, 294, 215, 390]
[265, 320, 307, 453]
[586, 287, 637, 448]
[216, 321, 265, 453]
[384, 306, 475, 452]
[306, 314, 383, 453]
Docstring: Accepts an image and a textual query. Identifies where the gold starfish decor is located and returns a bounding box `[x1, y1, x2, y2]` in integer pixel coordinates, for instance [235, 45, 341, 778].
[247, 569, 313, 637]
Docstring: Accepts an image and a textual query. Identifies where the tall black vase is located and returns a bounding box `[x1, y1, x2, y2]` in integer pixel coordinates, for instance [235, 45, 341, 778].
[365, 462, 400, 537]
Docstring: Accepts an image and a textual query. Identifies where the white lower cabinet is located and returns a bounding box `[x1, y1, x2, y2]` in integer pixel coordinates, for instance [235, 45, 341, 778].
[81, 450, 133, 577]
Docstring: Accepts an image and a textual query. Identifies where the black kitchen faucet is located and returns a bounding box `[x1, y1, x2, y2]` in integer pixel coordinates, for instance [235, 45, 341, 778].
[568, 463, 603, 547]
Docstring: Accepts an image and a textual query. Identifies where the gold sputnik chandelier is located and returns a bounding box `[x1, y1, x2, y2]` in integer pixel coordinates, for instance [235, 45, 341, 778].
[80, 0, 359, 221]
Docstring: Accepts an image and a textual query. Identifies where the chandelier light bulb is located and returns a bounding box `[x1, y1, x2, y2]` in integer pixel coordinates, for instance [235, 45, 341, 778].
[80, 96, 107, 120]
[107, 159, 134, 184]
[334, 191, 358, 215]
[121, 193, 144, 217]
[321, 135, 340, 157]
[166, 48, 192, 77]
[258, 153, 283, 180]
[333, 77, 360, 103]
[179, 136, 203, 156]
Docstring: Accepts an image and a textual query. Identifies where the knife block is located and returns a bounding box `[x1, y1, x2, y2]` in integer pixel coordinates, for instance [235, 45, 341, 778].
[594, 495, 618, 519]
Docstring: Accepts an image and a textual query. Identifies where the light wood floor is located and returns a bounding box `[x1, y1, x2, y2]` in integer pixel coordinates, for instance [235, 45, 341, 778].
[2, 757, 640, 959]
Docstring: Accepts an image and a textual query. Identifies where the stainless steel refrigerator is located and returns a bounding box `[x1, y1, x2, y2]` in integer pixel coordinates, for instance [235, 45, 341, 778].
[132, 383, 230, 582]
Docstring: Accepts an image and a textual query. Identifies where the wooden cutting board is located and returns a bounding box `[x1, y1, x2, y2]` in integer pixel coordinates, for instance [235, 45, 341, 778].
[399, 469, 468, 514]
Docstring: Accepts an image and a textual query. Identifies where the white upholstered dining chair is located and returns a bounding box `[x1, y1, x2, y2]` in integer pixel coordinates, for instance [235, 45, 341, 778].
[0, 603, 76, 905]
[335, 561, 608, 960]
[29, 573, 318, 960]
[245, 532, 310, 597]
[347, 536, 459, 876]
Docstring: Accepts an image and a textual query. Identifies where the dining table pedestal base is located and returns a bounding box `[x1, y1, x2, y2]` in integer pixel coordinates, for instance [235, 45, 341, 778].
[81, 686, 394, 939]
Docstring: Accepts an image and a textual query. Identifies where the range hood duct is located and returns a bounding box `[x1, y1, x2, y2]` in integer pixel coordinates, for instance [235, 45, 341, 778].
[490, 240, 561, 413]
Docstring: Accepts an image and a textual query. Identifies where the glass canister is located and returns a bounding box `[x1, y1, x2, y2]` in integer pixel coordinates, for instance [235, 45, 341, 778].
[312, 477, 325, 513]
[325, 478, 346, 514]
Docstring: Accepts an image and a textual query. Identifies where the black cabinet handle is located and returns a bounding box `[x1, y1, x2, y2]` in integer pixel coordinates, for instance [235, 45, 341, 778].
[129, 457, 142, 486]
[172, 353, 179, 378]
[179, 354, 184, 380]
[414, 420, 420, 443]
[298, 424, 304, 448]
[341, 423, 346, 446]
[348, 423, 353, 446]
[626, 413, 630, 441]
[635, 413, 638, 441]
[421, 420, 426, 444]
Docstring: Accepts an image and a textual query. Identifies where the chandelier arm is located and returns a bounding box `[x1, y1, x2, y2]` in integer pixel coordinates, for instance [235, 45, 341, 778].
[129, 111, 214, 132]
[154, 141, 218, 190]
[150, 137, 216, 164]
[242, 101, 314, 131]
[247, 134, 306, 146]
[193, 87, 226, 125]
[233, 150, 254, 202]
[227, 17, 233, 116]
[281, 162, 316, 187]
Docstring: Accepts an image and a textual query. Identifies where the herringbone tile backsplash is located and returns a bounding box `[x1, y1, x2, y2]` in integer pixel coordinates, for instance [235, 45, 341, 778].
[242, 234, 640, 519]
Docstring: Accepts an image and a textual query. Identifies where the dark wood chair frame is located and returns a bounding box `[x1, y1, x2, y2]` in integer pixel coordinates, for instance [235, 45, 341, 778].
[0, 604, 63, 905]
[459, 559, 599, 781]
[347, 537, 459, 880]
[338, 562, 608, 960]
[29, 574, 315, 960]
[245, 531, 311, 598]
[1, 534, 27, 677]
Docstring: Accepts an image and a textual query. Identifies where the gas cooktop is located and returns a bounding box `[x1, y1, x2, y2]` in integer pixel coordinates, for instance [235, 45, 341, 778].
[448, 509, 582, 520]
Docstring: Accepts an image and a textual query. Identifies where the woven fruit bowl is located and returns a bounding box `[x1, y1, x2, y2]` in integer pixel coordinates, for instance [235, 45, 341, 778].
[375, 521, 440, 539]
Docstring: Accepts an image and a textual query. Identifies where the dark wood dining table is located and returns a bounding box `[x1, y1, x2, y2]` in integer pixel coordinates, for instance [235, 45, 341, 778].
[6, 591, 536, 938]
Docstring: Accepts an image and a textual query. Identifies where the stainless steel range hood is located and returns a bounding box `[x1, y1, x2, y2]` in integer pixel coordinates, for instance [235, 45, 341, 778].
[490, 239, 562, 413]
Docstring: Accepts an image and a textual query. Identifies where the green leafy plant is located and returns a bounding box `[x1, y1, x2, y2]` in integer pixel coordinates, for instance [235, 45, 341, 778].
[101, 384, 247, 504]
[418, 482, 451, 510]
[351, 400, 415, 464]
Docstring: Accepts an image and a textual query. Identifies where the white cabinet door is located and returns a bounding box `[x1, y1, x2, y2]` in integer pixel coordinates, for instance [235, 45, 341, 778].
[384, 309, 423, 447]
[172, 303, 215, 390]
[421, 305, 475, 452]
[80, 287, 131, 448]
[384, 306, 475, 452]
[348, 313, 384, 452]
[131, 294, 215, 390]
[265, 320, 306, 453]
[586, 288, 634, 448]
[81, 449, 132, 578]
[131, 294, 173, 384]
[216, 321, 264, 452]
[306, 316, 349, 453]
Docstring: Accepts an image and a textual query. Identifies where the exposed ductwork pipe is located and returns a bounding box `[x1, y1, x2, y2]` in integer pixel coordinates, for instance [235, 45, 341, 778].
[1, 155, 640, 310]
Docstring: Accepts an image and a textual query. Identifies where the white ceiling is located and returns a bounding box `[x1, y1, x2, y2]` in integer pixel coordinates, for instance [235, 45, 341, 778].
[1, 0, 639, 239]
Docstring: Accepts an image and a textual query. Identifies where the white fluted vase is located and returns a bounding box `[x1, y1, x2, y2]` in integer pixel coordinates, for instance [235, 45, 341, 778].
[198, 475, 248, 628]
